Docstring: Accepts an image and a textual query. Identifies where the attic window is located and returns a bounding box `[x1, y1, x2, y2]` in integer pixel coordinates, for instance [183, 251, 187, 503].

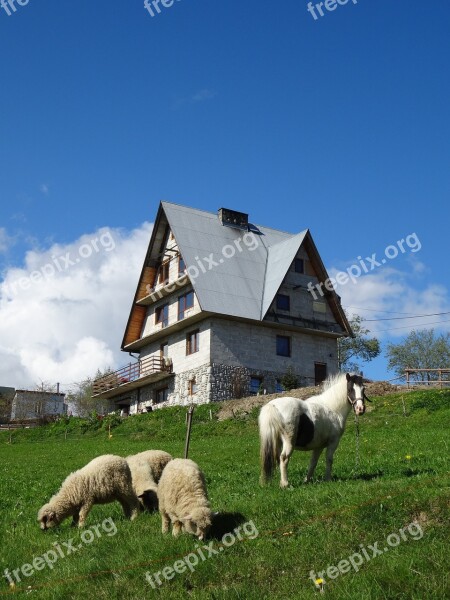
[178, 255, 186, 275]
[294, 258, 304, 274]
[276, 294, 290, 311]
[158, 261, 170, 285]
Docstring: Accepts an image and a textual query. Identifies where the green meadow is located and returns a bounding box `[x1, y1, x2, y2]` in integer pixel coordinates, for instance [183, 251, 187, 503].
[0, 390, 449, 599]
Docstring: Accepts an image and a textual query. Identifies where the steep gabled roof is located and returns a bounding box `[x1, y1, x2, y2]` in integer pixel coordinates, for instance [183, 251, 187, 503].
[261, 232, 308, 318]
[122, 202, 351, 349]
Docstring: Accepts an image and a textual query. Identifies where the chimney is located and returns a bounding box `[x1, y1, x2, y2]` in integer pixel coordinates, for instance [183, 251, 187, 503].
[218, 208, 249, 231]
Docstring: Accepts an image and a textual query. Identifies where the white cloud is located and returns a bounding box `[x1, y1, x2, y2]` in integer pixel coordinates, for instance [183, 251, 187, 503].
[40, 183, 49, 195]
[0, 222, 153, 391]
[331, 267, 450, 339]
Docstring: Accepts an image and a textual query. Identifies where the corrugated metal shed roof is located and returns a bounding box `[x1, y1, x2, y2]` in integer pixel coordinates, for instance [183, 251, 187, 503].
[162, 202, 307, 321]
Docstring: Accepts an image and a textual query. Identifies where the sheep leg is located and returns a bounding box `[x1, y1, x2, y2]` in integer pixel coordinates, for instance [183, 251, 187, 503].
[71, 512, 80, 527]
[172, 521, 183, 537]
[161, 511, 170, 534]
[78, 503, 93, 528]
[119, 494, 140, 520]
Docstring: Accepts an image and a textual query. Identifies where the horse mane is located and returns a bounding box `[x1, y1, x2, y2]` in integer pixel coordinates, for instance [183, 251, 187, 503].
[318, 372, 349, 413]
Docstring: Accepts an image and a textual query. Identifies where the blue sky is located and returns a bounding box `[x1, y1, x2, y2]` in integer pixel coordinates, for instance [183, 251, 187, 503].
[0, 0, 449, 388]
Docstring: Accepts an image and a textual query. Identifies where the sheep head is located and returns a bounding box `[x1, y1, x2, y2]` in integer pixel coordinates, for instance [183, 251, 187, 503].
[183, 508, 212, 540]
[38, 504, 60, 530]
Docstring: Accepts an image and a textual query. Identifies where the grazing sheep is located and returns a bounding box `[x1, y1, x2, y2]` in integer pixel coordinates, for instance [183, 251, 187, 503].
[157, 458, 212, 540]
[126, 450, 173, 511]
[38, 454, 140, 529]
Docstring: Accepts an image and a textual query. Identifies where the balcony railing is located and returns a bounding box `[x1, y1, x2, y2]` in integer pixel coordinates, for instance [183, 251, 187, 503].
[93, 356, 172, 397]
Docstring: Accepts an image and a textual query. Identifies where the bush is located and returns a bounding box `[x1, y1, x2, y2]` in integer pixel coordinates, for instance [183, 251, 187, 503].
[280, 367, 299, 391]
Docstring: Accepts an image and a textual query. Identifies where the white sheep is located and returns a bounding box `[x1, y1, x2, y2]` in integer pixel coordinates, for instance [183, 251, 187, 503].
[126, 450, 173, 511]
[157, 458, 212, 540]
[37, 454, 140, 529]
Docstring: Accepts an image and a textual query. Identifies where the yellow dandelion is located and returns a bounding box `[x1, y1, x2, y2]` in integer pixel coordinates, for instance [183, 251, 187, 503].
[405, 455, 412, 460]
[315, 578, 324, 586]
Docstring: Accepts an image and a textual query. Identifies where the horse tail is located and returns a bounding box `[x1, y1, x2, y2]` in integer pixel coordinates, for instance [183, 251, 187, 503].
[259, 402, 285, 485]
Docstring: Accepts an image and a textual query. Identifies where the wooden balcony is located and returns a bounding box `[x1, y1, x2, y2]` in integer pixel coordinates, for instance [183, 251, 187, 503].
[93, 356, 173, 399]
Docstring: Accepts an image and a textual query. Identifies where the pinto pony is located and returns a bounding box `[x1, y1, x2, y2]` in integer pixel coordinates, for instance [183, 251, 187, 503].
[259, 373, 369, 488]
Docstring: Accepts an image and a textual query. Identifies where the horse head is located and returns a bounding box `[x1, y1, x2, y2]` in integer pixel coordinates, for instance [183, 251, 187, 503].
[346, 373, 370, 415]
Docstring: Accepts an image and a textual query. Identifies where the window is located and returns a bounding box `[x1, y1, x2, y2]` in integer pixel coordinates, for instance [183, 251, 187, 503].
[186, 330, 200, 355]
[275, 380, 285, 393]
[250, 377, 263, 395]
[155, 304, 169, 327]
[158, 261, 170, 285]
[276, 335, 291, 357]
[294, 258, 305, 274]
[276, 294, 290, 311]
[160, 342, 168, 358]
[189, 378, 198, 395]
[313, 301, 327, 314]
[178, 255, 186, 275]
[178, 291, 194, 320]
[155, 387, 169, 404]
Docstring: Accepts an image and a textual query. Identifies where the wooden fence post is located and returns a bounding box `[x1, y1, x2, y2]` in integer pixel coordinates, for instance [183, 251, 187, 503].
[184, 405, 195, 459]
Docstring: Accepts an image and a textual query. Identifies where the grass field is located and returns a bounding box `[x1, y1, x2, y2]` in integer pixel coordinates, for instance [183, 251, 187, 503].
[0, 389, 449, 599]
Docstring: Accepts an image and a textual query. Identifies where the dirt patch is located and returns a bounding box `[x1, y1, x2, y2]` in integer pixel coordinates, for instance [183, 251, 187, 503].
[217, 381, 406, 421]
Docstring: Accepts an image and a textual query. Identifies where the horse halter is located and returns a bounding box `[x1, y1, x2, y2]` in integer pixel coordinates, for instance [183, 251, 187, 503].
[347, 382, 372, 413]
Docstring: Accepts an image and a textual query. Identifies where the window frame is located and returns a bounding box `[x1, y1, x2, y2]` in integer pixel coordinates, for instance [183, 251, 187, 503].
[178, 255, 186, 275]
[276, 335, 291, 357]
[188, 378, 198, 396]
[155, 303, 169, 327]
[155, 387, 169, 404]
[186, 329, 200, 355]
[158, 261, 170, 285]
[160, 342, 168, 359]
[178, 290, 194, 320]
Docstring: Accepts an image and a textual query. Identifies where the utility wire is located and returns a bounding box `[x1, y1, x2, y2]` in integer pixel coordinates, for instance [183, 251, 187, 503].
[362, 311, 450, 322]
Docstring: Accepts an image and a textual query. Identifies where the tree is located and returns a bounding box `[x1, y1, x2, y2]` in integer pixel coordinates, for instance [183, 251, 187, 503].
[386, 329, 450, 382]
[338, 314, 381, 373]
[66, 370, 112, 417]
[280, 366, 299, 391]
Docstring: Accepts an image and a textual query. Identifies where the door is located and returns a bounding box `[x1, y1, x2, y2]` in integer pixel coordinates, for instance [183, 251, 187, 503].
[315, 363, 327, 386]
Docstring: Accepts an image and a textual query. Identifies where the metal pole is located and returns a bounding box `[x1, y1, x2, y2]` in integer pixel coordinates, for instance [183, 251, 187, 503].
[184, 405, 195, 459]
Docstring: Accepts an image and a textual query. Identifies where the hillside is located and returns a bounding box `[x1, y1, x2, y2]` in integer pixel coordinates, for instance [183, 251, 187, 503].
[0, 388, 449, 599]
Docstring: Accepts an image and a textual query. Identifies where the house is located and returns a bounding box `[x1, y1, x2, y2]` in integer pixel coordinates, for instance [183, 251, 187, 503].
[10, 390, 67, 421]
[0, 386, 15, 424]
[93, 202, 352, 414]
